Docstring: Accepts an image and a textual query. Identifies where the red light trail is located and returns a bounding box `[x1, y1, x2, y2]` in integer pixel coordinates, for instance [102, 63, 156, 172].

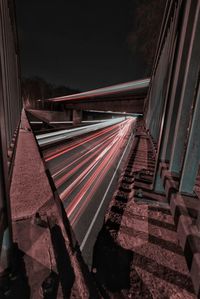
[44, 118, 135, 231]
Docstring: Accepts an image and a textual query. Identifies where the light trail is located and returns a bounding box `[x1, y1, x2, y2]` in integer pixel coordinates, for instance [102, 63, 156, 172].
[67, 120, 132, 223]
[54, 119, 133, 215]
[46, 78, 150, 102]
[37, 117, 125, 146]
[64, 138, 117, 212]
[43, 117, 135, 248]
[44, 121, 123, 162]
[69, 142, 121, 224]
[53, 132, 117, 188]
[80, 129, 133, 251]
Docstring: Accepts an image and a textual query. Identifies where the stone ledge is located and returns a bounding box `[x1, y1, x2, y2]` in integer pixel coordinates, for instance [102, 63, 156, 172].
[9, 110, 100, 298]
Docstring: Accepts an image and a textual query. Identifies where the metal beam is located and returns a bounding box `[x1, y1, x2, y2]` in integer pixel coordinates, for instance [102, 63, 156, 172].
[170, 1, 200, 175]
[179, 77, 200, 194]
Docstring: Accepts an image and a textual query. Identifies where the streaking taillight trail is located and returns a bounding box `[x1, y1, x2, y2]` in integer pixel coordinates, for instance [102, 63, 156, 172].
[44, 118, 135, 227]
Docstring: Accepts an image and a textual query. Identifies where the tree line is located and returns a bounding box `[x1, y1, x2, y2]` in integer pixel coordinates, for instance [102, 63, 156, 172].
[22, 76, 80, 109]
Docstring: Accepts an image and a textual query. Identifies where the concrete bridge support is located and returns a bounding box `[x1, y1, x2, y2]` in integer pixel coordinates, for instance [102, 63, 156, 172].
[179, 79, 200, 194]
[153, 0, 200, 191]
[160, 0, 198, 163]
[145, 1, 180, 143]
[145, 0, 200, 193]
[144, 1, 200, 295]
[170, 1, 200, 176]
[73, 109, 82, 125]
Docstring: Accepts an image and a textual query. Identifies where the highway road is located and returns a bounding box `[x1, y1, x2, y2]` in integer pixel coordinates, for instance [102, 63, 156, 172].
[36, 117, 125, 147]
[38, 117, 136, 266]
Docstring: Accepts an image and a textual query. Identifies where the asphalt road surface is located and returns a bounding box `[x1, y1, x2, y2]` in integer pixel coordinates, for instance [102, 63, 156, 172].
[39, 117, 136, 266]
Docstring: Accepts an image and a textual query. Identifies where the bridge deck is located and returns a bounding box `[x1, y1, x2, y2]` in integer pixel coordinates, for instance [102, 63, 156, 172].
[92, 119, 197, 298]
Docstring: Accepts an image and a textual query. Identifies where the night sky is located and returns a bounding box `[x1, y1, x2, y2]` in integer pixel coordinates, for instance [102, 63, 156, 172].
[16, 1, 154, 91]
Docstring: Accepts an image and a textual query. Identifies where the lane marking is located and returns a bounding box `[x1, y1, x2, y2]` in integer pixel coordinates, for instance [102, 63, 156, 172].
[80, 129, 134, 251]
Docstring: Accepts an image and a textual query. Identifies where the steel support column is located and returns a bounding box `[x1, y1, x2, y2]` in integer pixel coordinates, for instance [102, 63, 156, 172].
[0, 61, 12, 289]
[179, 79, 200, 194]
[170, 1, 200, 175]
[0, 0, 21, 289]
[160, 0, 197, 162]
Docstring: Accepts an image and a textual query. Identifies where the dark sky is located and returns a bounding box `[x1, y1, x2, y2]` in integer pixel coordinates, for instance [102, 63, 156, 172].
[15, 0, 147, 91]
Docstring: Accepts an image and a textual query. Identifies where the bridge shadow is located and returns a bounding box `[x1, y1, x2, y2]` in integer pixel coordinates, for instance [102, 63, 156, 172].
[57, 198, 101, 298]
[92, 222, 153, 298]
[91, 182, 146, 297]
[92, 201, 194, 298]
[2, 243, 31, 299]
[50, 224, 75, 298]
[91, 181, 132, 296]
[39, 196, 100, 298]
[92, 225, 133, 296]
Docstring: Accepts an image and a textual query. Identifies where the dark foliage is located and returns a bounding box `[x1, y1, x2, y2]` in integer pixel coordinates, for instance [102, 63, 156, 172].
[127, 0, 166, 76]
[21, 76, 80, 108]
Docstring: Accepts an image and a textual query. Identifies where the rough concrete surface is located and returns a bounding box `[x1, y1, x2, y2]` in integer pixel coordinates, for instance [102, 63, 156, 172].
[8, 110, 100, 298]
[10, 109, 53, 220]
[92, 120, 197, 299]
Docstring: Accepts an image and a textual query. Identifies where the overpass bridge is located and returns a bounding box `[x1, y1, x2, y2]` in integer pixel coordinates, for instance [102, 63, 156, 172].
[44, 79, 149, 125]
[30, 79, 149, 126]
[46, 78, 150, 114]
